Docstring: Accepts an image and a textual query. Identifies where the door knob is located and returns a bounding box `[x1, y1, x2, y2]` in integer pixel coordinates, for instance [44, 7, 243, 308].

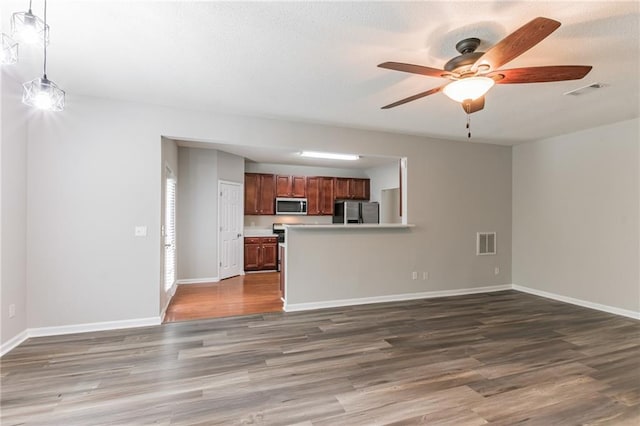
[237, 233, 242, 238]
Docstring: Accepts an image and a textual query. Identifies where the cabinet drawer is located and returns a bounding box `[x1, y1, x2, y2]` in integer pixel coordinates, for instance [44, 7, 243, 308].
[245, 236, 278, 244]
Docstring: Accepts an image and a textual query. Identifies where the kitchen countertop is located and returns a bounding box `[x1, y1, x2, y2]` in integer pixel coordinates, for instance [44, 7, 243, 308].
[284, 223, 414, 230]
[243, 228, 278, 237]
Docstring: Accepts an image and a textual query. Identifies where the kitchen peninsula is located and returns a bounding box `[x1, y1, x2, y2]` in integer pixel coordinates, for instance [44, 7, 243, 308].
[280, 222, 412, 311]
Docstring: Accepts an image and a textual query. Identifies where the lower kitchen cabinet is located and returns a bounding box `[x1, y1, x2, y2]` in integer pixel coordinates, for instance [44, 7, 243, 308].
[244, 237, 278, 271]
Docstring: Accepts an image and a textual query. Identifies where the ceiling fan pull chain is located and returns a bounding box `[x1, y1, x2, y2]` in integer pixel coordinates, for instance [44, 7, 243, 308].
[466, 104, 471, 139]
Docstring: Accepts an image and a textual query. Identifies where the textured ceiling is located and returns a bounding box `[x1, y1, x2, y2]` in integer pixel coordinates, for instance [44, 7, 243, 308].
[2, 1, 639, 145]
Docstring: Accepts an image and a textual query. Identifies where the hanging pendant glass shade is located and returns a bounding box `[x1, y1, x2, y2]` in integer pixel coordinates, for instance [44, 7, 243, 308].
[22, 76, 65, 111]
[11, 8, 49, 45]
[1, 33, 19, 64]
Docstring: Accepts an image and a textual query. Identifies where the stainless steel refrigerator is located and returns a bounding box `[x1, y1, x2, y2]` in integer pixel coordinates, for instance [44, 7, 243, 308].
[333, 201, 379, 224]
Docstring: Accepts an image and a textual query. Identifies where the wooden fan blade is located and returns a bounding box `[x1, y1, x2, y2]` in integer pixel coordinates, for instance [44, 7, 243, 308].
[473, 17, 561, 71]
[461, 96, 485, 114]
[488, 65, 592, 84]
[378, 62, 448, 78]
[381, 86, 444, 109]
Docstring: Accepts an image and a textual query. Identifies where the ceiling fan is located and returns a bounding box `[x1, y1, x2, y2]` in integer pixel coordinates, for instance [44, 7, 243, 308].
[378, 17, 593, 117]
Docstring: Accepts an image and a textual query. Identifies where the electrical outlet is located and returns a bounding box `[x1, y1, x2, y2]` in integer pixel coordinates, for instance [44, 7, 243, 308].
[494, 267, 500, 275]
[134, 226, 147, 237]
[412, 271, 418, 280]
[423, 272, 429, 280]
[8, 304, 15, 318]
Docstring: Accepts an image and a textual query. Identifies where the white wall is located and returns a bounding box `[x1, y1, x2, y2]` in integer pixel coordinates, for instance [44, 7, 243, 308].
[217, 150, 244, 183]
[1, 71, 28, 349]
[286, 138, 513, 305]
[26, 97, 163, 328]
[21, 94, 511, 329]
[366, 161, 400, 203]
[177, 147, 219, 280]
[177, 147, 244, 281]
[513, 118, 640, 313]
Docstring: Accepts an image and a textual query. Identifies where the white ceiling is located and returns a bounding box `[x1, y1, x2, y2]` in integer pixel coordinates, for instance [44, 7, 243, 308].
[2, 1, 639, 145]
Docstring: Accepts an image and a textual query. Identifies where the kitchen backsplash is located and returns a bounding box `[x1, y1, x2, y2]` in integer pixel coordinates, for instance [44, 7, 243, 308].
[244, 215, 333, 228]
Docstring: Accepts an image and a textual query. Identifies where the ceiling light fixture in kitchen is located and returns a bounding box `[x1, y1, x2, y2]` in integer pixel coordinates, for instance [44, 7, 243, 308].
[300, 151, 360, 161]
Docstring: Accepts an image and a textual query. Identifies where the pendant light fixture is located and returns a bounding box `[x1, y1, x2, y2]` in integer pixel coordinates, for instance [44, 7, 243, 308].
[1, 33, 19, 65]
[11, 0, 49, 46]
[22, 0, 65, 111]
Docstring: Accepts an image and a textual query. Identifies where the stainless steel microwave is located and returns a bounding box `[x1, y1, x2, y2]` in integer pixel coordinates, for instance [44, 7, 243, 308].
[275, 198, 307, 215]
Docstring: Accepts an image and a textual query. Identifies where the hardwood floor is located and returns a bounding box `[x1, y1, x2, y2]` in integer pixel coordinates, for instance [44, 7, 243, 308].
[164, 272, 283, 322]
[2, 291, 639, 425]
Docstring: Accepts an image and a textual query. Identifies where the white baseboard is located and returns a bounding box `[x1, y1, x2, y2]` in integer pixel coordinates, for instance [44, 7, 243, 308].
[176, 277, 219, 284]
[1, 316, 161, 357]
[0, 330, 29, 357]
[512, 284, 640, 320]
[284, 284, 511, 312]
[4, 284, 636, 357]
[28, 317, 161, 338]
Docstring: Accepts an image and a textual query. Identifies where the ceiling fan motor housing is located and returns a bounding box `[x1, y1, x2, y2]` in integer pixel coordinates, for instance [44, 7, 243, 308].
[444, 38, 485, 73]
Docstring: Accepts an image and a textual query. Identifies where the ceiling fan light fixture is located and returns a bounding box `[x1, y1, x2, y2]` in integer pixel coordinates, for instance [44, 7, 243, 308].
[1, 33, 19, 65]
[300, 151, 360, 161]
[443, 76, 495, 103]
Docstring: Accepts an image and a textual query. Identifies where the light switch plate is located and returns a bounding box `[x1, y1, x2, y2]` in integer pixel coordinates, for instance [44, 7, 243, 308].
[135, 226, 147, 237]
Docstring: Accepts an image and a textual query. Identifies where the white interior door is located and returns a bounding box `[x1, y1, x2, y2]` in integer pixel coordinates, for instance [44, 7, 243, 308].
[164, 168, 177, 291]
[219, 181, 243, 279]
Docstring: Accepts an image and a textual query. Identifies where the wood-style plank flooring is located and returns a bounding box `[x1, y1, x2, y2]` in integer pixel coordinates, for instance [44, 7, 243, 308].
[164, 272, 283, 323]
[2, 291, 639, 425]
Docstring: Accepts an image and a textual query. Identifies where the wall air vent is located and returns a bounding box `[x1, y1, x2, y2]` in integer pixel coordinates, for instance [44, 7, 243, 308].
[477, 232, 496, 255]
[563, 83, 605, 96]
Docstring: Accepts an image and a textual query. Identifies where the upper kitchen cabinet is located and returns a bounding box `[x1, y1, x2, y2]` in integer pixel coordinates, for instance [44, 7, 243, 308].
[335, 177, 370, 200]
[276, 175, 306, 198]
[245, 173, 276, 215]
[307, 176, 335, 215]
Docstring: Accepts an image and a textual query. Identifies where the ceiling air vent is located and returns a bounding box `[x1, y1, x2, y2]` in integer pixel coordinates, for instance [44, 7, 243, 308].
[563, 83, 605, 96]
[477, 232, 496, 256]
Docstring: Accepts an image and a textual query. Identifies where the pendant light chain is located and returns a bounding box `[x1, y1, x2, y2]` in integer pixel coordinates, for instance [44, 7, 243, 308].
[43, 0, 47, 78]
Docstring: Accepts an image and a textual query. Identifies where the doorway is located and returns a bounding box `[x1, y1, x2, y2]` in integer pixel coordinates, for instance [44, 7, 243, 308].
[218, 180, 243, 280]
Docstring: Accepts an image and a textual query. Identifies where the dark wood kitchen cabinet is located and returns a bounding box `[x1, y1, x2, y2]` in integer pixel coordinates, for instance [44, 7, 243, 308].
[334, 177, 370, 200]
[244, 237, 278, 271]
[276, 175, 306, 198]
[244, 173, 276, 215]
[306, 176, 335, 215]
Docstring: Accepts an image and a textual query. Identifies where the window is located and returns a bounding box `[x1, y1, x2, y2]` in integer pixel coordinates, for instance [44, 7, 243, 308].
[164, 168, 177, 291]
